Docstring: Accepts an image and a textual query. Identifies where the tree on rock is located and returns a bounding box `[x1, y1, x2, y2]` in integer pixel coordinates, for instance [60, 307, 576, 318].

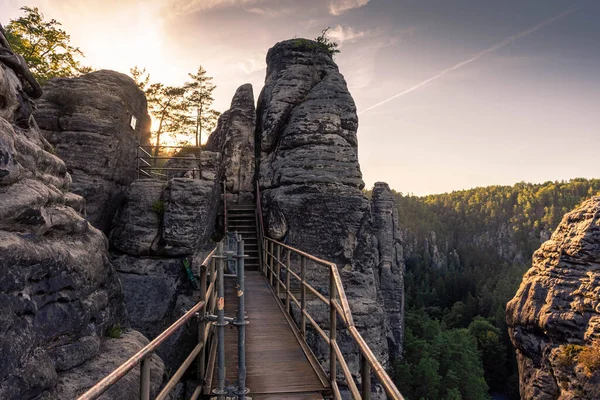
[315, 27, 340, 56]
[184, 66, 220, 147]
[130, 66, 150, 91]
[145, 83, 188, 157]
[4, 6, 89, 83]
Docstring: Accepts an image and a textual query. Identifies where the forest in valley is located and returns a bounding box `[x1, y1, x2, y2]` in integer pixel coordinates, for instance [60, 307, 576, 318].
[390, 178, 600, 399]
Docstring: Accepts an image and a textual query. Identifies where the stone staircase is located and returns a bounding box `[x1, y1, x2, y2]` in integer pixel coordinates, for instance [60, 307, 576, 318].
[227, 204, 260, 271]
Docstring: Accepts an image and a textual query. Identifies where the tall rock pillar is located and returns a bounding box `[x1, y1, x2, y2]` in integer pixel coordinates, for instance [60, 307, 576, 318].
[256, 39, 404, 375]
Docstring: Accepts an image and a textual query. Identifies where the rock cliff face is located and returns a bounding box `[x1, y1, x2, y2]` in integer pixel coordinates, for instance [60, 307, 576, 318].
[257, 39, 404, 373]
[109, 153, 222, 368]
[34, 70, 151, 232]
[0, 33, 163, 399]
[507, 197, 600, 400]
[206, 83, 255, 204]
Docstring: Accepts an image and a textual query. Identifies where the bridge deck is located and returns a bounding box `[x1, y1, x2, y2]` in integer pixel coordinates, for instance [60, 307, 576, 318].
[209, 271, 329, 399]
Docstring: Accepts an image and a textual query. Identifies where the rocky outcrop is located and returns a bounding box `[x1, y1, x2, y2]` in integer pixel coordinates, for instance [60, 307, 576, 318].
[39, 331, 164, 400]
[370, 182, 404, 359]
[257, 39, 404, 376]
[0, 32, 163, 399]
[109, 152, 222, 369]
[34, 70, 151, 232]
[507, 197, 600, 400]
[206, 83, 255, 204]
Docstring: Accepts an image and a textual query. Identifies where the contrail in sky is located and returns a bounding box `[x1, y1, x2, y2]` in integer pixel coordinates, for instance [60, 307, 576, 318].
[361, 7, 580, 114]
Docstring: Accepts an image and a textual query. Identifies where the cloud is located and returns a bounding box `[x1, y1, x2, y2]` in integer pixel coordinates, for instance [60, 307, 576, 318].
[165, 0, 261, 17]
[237, 54, 266, 74]
[361, 7, 581, 114]
[245, 6, 293, 17]
[328, 0, 369, 16]
[326, 25, 368, 44]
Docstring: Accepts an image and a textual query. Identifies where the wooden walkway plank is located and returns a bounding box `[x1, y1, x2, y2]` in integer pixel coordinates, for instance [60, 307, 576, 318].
[213, 271, 328, 397]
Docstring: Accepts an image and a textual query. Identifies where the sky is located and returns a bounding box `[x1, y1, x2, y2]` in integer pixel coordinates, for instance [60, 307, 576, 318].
[1, 0, 599, 195]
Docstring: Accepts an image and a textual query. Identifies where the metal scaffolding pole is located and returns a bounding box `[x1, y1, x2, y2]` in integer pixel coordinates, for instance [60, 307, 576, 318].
[234, 238, 250, 399]
[212, 242, 228, 399]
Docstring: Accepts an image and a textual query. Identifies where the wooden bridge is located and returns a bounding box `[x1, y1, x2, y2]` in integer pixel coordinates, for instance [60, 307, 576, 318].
[76, 182, 404, 400]
[211, 270, 329, 399]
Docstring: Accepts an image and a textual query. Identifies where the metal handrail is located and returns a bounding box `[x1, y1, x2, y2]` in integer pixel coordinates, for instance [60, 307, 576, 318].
[136, 146, 203, 181]
[255, 180, 266, 274]
[78, 245, 222, 400]
[263, 237, 404, 400]
[223, 181, 228, 234]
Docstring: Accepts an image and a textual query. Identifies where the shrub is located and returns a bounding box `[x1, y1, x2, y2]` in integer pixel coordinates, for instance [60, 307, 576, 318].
[152, 200, 166, 215]
[106, 324, 122, 339]
[578, 342, 600, 374]
[555, 344, 584, 368]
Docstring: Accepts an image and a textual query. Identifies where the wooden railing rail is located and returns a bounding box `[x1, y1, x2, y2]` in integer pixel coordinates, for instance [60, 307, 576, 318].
[78, 244, 222, 400]
[263, 237, 404, 400]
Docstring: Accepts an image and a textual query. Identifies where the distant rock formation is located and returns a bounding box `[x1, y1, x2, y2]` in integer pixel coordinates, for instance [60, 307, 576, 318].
[206, 83, 255, 204]
[507, 197, 600, 399]
[257, 39, 404, 376]
[0, 32, 163, 399]
[35, 70, 151, 232]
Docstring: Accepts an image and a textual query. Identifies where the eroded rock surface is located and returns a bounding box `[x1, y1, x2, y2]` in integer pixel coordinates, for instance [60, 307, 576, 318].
[206, 83, 255, 204]
[0, 33, 163, 399]
[35, 70, 151, 232]
[40, 331, 164, 400]
[257, 39, 404, 377]
[507, 197, 600, 400]
[109, 157, 222, 369]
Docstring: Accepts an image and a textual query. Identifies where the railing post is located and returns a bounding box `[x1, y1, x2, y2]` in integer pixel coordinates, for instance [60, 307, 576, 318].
[275, 244, 281, 297]
[140, 356, 151, 400]
[329, 268, 337, 392]
[285, 250, 291, 314]
[300, 256, 306, 337]
[263, 238, 267, 277]
[197, 264, 208, 383]
[234, 238, 250, 399]
[269, 241, 274, 286]
[361, 354, 371, 400]
[223, 182, 228, 234]
[213, 242, 228, 399]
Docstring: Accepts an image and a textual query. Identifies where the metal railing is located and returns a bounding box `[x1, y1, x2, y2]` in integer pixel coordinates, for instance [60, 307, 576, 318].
[255, 180, 265, 275]
[262, 237, 404, 400]
[78, 242, 223, 400]
[136, 145, 202, 181]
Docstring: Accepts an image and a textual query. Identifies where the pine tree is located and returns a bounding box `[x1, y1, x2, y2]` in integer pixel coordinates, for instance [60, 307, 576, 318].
[184, 66, 219, 147]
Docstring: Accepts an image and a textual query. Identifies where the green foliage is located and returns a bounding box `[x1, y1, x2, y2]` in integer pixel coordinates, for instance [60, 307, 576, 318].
[183, 66, 220, 147]
[106, 324, 122, 339]
[314, 27, 340, 56]
[555, 344, 584, 368]
[151, 200, 166, 215]
[5, 7, 89, 83]
[578, 343, 600, 374]
[396, 309, 490, 400]
[130, 66, 150, 91]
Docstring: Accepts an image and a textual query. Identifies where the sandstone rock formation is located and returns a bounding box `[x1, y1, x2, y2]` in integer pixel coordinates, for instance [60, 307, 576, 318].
[257, 39, 404, 375]
[507, 197, 600, 399]
[206, 83, 255, 204]
[0, 32, 163, 399]
[109, 153, 222, 368]
[35, 70, 151, 232]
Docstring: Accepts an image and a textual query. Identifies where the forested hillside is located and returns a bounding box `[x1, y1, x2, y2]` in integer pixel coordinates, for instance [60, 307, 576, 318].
[391, 178, 600, 399]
